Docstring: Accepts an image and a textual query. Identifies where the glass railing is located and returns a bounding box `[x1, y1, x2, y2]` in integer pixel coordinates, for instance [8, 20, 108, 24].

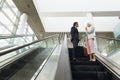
[95, 36, 120, 66]
[0, 34, 60, 68]
[31, 34, 64, 80]
[0, 35, 37, 50]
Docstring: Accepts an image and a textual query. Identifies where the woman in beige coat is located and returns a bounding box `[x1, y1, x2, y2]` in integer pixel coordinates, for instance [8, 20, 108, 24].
[85, 23, 96, 61]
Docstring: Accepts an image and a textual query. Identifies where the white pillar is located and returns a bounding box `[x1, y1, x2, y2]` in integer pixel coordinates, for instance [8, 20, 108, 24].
[17, 13, 28, 34]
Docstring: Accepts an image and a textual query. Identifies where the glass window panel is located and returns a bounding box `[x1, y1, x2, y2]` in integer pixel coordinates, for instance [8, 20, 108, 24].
[0, 0, 2, 4]
[14, 38, 26, 45]
[0, 11, 12, 25]
[24, 23, 28, 34]
[6, 0, 16, 7]
[23, 25, 28, 34]
[34, 36, 38, 40]
[0, 25, 11, 34]
[0, 0, 3, 7]
[7, 25, 14, 32]
[26, 37, 32, 42]
[0, 39, 9, 48]
[113, 22, 120, 38]
[2, 3, 16, 23]
[12, 8, 19, 16]
[28, 26, 34, 34]
[6, 0, 19, 16]
[16, 23, 28, 35]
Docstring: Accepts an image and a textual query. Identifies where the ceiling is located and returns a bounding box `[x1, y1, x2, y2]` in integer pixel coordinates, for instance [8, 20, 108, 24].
[13, 0, 120, 33]
[13, 0, 45, 35]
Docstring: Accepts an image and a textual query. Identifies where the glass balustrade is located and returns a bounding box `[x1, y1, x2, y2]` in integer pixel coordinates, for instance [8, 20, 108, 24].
[0, 34, 59, 67]
[95, 36, 120, 66]
[0, 35, 37, 50]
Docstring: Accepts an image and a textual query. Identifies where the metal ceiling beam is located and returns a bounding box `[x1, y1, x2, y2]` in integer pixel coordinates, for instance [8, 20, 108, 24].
[13, 0, 45, 36]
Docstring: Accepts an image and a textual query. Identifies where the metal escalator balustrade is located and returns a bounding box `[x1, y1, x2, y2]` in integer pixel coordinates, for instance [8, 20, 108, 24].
[69, 47, 112, 80]
[95, 36, 120, 56]
[0, 34, 60, 80]
[67, 34, 120, 80]
[0, 34, 37, 52]
[95, 36, 120, 66]
[31, 34, 71, 80]
[95, 36, 120, 80]
[32, 34, 120, 80]
[0, 34, 59, 56]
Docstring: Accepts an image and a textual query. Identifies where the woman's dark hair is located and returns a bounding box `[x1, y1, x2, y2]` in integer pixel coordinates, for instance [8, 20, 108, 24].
[73, 22, 78, 26]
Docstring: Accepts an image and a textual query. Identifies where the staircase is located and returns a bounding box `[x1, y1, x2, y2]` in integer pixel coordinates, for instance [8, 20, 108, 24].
[69, 46, 112, 80]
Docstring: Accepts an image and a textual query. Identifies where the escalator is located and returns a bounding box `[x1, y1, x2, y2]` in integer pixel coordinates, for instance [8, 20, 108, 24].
[69, 46, 112, 80]
[0, 48, 52, 80]
[0, 34, 60, 80]
[1, 34, 120, 80]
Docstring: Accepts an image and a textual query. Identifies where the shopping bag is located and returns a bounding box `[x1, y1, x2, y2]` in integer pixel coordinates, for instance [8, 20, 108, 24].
[83, 47, 88, 56]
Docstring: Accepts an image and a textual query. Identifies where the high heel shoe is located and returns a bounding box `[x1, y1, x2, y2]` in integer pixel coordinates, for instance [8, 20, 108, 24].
[89, 59, 92, 61]
[92, 59, 96, 61]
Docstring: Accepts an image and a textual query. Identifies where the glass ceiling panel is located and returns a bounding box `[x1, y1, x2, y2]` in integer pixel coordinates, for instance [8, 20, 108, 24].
[42, 17, 120, 32]
[0, 11, 12, 25]
[28, 26, 34, 34]
[34, 0, 120, 12]
[2, 3, 16, 22]
[0, 25, 11, 34]
[6, 0, 16, 7]
[5, 0, 19, 16]
[7, 24, 14, 32]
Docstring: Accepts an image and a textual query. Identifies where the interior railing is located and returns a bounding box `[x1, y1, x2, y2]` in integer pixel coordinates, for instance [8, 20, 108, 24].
[95, 36, 120, 79]
[0, 34, 36, 39]
[0, 34, 60, 69]
[0, 34, 37, 51]
[31, 34, 71, 80]
[95, 36, 120, 56]
[80, 35, 120, 79]
[80, 35, 120, 60]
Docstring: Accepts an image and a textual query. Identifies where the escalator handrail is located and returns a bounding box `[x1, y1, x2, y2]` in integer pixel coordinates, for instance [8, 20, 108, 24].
[95, 36, 120, 41]
[34, 34, 72, 80]
[54, 34, 72, 80]
[0, 34, 59, 56]
[0, 34, 36, 39]
[95, 51, 120, 78]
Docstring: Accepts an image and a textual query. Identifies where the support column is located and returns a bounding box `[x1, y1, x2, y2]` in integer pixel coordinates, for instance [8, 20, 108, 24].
[17, 13, 28, 34]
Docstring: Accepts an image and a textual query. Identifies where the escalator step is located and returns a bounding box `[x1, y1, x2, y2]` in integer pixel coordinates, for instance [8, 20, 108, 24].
[73, 78, 96, 80]
[69, 48, 111, 80]
[72, 71, 97, 79]
[71, 60, 98, 65]
[72, 71, 110, 80]
[72, 65, 101, 71]
[97, 71, 110, 80]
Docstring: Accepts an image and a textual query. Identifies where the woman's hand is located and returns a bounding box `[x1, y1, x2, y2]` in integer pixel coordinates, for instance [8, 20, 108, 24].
[85, 27, 87, 31]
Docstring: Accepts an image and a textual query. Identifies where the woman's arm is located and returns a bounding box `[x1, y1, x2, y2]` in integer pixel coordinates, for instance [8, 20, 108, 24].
[87, 27, 95, 34]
